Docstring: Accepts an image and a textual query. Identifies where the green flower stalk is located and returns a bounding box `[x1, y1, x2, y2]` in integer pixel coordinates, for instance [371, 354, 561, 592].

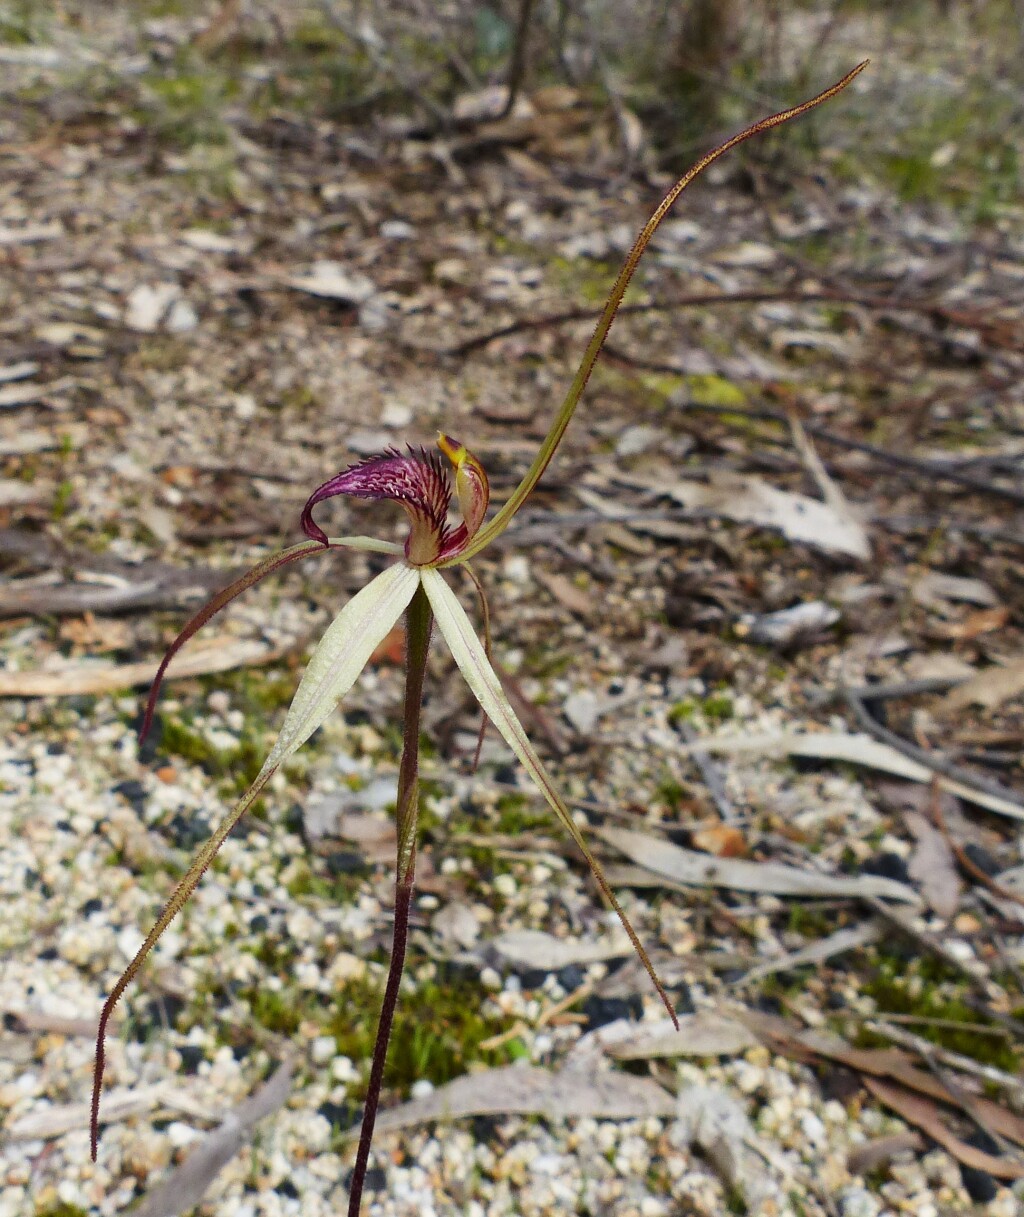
[89, 64, 866, 1215]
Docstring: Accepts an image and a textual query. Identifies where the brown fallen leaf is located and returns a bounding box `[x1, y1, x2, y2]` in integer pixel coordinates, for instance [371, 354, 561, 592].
[58, 612, 132, 653]
[863, 1077, 1024, 1180]
[938, 657, 1024, 714]
[0, 635, 296, 697]
[742, 1011, 1024, 1150]
[533, 568, 593, 615]
[368, 622, 406, 666]
[691, 823, 747, 858]
[936, 605, 1010, 640]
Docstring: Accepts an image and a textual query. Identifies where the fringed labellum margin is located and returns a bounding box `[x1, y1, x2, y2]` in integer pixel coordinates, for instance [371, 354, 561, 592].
[300, 435, 490, 566]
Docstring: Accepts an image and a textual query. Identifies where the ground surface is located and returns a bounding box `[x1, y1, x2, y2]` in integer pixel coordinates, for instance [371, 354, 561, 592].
[2, 4, 1024, 1216]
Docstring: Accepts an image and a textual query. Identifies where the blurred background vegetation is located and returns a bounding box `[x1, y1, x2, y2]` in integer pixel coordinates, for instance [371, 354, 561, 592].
[3, 0, 1022, 225]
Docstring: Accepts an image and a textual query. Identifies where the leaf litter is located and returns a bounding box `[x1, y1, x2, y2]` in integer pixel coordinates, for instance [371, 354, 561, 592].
[2, 6, 1024, 1217]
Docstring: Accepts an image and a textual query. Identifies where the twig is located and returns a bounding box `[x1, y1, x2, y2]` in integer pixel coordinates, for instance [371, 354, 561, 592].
[692, 404, 1024, 506]
[930, 787, 1024, 911]
[876, 513, 1024, 546]
[846, 1012, 1009, 1036]
[675, 718, 736, 824]
[867, 1020, 1024, 1101]
[862, 897, 1024, 1040]
[916, 1042, 1024, 1164]
[496, 0, 536, 120]
[431, 285, 1021, 359]
[841, 687, 1024, 809]
[810, 677, 970, 711]
[850, 677, 971, 703]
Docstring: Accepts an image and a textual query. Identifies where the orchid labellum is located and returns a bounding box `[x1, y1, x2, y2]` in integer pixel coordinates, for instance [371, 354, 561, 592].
[90, 65, 865, 1216]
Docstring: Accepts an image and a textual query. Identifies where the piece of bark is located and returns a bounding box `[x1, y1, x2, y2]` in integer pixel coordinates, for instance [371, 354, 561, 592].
[0, 634, 297, 697]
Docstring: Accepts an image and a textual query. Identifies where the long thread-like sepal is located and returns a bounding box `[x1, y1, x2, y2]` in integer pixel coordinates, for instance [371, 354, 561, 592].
[448, 62, 868, 564]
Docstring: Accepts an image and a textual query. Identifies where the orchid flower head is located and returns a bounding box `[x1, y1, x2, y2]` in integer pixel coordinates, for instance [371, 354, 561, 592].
[300, 435, 490, 566]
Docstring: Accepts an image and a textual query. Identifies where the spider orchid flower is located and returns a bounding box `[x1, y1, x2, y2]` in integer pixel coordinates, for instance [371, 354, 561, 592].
[90, 65, 866, 1215]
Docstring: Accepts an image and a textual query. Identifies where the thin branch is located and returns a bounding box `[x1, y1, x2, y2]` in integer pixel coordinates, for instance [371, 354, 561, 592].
[930, 785, 1024, 912]
[868, 1019, 1024, 1102]
[841, 687, 1024, 810]
[430, 286, 1020, 359]
[677, 402, 1024, 507]
[496, 0, 536, 120]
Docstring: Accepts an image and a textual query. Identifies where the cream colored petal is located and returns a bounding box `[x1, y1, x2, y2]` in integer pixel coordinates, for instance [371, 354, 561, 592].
[261, 562, 419, 774]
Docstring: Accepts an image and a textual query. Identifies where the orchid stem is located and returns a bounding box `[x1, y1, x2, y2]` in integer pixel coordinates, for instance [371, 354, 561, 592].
[347, 585, 432, 1217]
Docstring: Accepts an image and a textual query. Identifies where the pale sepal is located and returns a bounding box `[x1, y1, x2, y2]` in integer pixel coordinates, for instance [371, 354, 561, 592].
[420, 568, 677, 1026]
[447, 62, 869, 567]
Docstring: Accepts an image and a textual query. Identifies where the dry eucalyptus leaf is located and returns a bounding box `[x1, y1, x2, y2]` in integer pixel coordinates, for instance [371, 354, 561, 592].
[863, 1077, 1024, 1180]
[367, 1064, 675, 1134]
[606, 1013, 755, 1060]
[674, 1085, 783, 1210]
[533, 569, 593, 616]
[131, 1062, 294, 1217]
[744, 1010, 1024, 1152]
[284, 261, 377, 303]
[489, 928, 631, 971]
[596, 826, 919, 903]
[684, 730, 1024, 821]
[0, 635, 293, 697]
[0, 378, 75, 408]
[912, 571, 999, 609]
[938, 657, 1024, 714]
[905, 810, 961, 918]
[8, 1083, 215, 1141]
[663, 471, 870, 560]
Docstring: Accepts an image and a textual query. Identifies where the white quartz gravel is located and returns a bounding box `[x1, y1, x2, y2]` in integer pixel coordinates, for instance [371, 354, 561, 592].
[1, 688, 1017, 1217]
